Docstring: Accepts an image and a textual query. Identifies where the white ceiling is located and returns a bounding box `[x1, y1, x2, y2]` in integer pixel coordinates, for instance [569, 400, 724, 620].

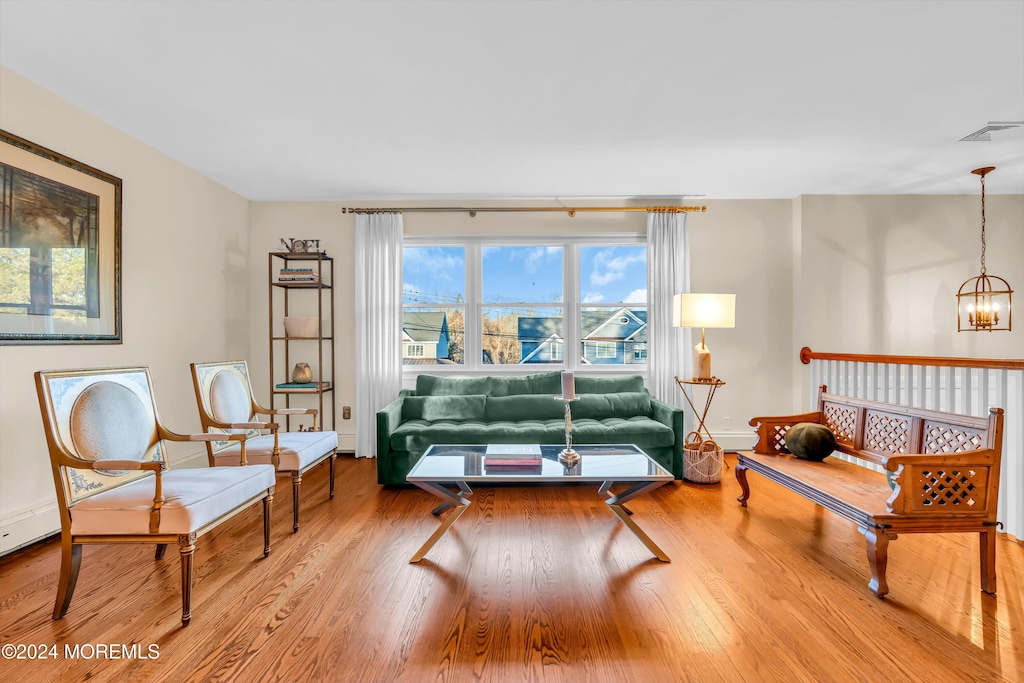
[1, 0, 1022, 200]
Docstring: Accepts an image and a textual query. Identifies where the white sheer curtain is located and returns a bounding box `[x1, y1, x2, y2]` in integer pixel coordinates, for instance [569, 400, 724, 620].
[646, 211, 691, 407]
[355, 212, 403, 458]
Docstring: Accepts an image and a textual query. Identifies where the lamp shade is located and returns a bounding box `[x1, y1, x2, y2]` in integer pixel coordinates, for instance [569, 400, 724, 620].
[673, 293, 736, 329]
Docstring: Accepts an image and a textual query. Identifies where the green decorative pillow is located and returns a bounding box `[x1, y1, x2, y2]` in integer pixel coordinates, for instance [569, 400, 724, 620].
[784, 422, 836, 461]
[575, 375, 646, 394]
[402, 395, 487, 422]
[484, 395, 564, 421]
[572, 392, 652, 420]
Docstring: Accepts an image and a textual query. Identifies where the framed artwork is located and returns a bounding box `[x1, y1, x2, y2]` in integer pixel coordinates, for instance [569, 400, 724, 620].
[0, 130, 121, 344]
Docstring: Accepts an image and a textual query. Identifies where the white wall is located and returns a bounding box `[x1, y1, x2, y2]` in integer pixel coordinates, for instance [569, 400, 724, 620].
[0, 67, 252, 552]
[247, 203, 356, 450]
[247, 200, 798, 451]
[796, 194, 1024, 359]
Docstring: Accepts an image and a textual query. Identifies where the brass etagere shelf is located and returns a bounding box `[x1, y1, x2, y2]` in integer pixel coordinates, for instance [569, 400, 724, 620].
[269, 252, 335, 431]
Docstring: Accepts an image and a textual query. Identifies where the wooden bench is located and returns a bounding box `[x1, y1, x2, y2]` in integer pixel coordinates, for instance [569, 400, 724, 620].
[735, 386, 1004, 597]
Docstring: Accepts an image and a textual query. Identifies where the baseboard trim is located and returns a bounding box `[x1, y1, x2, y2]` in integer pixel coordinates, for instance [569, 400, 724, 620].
[705, 431, 756, 452]
[0, 502, 60, 556]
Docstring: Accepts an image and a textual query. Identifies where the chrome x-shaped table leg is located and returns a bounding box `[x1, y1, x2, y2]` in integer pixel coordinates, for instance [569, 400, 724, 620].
[409, 481, 473, 563]
[602, 480, 671, 562]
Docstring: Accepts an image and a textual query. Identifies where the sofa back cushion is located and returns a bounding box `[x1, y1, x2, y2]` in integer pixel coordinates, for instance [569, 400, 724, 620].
[572, 391, 652, 419]
[575, 375, 646, 394]
[415, 371, 561, 397]
[402, 394, 487, 422]
[484, 394, 564, 421]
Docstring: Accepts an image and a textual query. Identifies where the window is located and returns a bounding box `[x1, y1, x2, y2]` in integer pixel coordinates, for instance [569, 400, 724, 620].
[402, 237, 646, 372]
[484, 246, 563, 364]
[402, 246, 465, 365]
[579, 245, 647, 366]
[595, 342, 616, 359]
[634, 345, 647, 361]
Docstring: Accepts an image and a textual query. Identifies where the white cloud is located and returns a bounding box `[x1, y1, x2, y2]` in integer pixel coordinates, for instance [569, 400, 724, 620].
[623, 288, 647, 303]
[590, 249, 645, 287]
[582, 293, 605, 303]
[404, 247, 463, 275]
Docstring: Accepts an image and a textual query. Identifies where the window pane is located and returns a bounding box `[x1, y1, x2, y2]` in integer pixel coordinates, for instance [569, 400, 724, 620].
[580, 306, 647, 365]
[402, 307, 464, 365]
[403, 247, 465, 305]
[50, 247, 87, 320]
[483, 246, 563, 303]
[580, 245, 647, 305]
[0, 248, 30, 311]
[485, 306, 562, 365]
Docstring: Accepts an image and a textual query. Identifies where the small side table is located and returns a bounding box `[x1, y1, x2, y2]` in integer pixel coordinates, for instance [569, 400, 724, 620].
[674, 376, 726, 483]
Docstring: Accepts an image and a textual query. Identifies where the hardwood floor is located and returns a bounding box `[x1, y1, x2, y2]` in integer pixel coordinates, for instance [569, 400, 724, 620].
[1, 454, 1021, 682]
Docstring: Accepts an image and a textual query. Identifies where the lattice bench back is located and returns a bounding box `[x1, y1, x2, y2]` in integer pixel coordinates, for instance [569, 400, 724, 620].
[751, 385, 1004, 517]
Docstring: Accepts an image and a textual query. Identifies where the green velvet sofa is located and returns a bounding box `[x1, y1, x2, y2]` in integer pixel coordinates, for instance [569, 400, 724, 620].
[376, 371, 683, 485]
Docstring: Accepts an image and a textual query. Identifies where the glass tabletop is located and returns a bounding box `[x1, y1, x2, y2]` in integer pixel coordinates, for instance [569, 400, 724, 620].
[406, 444, 672, 483]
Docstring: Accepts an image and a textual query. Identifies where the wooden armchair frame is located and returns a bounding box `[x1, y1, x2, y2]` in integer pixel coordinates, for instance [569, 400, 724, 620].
[190, 360, 337, 532]
[35, 367, 275, 625]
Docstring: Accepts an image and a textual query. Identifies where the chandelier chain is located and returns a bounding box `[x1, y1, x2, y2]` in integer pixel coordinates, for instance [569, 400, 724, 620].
[980, 173, 987, 275]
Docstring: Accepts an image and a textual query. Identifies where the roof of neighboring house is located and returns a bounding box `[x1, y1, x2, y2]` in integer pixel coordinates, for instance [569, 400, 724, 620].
[403, 311, 448, 342]
[402, 358, 459, 365]
[517, 308, 647, 345]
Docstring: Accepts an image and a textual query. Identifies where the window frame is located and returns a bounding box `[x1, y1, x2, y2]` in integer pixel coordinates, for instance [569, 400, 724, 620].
[403, 234, 646, 377]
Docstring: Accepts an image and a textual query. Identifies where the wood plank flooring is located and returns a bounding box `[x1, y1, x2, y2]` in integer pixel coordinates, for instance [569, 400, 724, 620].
[1, 454, 1021, 682]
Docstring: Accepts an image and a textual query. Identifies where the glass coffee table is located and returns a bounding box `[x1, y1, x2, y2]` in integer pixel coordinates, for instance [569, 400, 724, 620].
[406, 444, 673, 563]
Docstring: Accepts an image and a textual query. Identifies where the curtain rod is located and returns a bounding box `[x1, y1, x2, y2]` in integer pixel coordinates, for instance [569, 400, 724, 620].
[341, 205, 706, 217]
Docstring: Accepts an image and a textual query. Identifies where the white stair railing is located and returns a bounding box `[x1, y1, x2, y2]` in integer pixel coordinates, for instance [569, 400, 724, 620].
[800, 347, 1024, 541]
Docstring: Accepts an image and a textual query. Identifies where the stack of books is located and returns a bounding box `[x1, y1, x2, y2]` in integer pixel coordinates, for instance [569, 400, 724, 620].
[278, 267, 319, 283]
[275, 381, 331, 392]
[484, 444, 543, 472]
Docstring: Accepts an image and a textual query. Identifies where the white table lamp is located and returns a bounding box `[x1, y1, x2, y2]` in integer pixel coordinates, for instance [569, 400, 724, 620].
[673, 293, 736, 380]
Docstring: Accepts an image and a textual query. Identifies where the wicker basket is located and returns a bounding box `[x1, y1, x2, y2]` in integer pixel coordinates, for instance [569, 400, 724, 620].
[683, 431, 724, 483]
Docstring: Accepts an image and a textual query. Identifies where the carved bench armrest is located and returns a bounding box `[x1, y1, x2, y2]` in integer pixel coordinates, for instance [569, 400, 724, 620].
[748, 411, 823, 454]
[882, 449, 1000, 516]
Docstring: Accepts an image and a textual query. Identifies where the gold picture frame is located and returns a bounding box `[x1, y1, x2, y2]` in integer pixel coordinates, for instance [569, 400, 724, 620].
[0, 130, 121, 344]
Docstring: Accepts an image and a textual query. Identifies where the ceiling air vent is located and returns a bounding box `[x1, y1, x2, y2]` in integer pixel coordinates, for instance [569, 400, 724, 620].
[959, 121, 1024, 142]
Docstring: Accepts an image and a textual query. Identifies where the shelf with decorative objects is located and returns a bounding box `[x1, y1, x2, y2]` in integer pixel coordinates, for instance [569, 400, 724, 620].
[269, 251, 335, 431]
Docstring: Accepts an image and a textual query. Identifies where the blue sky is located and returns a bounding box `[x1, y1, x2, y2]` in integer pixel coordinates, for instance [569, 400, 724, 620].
[403, 245, 646, 306]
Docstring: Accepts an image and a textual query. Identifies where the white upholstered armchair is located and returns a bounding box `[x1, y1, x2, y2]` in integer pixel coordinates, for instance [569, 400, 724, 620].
[190, 360, 337, 532]
[34, 367, 276, 626]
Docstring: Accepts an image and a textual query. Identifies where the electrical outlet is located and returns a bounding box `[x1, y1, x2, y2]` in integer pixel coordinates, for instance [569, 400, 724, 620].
[343, 406, 351, 420]
[722, 416, 732, 430]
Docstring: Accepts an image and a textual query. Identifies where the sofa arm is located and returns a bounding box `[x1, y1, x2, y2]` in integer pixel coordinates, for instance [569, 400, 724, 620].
[649, 397, 684, 478]
[748, 411, 823, 454]
[376, 396, 406, 459]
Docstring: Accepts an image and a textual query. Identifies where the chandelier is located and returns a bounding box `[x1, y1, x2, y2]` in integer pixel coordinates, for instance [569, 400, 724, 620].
[957, 167, 1012, 332]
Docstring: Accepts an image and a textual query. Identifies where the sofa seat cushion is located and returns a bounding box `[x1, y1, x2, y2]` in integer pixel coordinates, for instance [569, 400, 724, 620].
[70, 464, 276, 535]
[212, 431, 338, 470]
[389, 416, 673, 453]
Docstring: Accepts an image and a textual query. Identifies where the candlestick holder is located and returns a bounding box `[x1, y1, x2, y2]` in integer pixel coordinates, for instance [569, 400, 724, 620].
[555, 396, 581, 466]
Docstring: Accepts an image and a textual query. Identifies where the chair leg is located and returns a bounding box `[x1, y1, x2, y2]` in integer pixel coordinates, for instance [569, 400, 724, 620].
[263, 491, 273, 557]
[155, 543, 168, 560]
[178, 533, 196, 626]
[329, 453, 336, 499]
[53, 535, 82, 620]
[292, 472, 302, 532]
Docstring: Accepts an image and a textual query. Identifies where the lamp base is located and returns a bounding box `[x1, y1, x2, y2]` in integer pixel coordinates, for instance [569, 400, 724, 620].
[558, 447, 580, 467]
